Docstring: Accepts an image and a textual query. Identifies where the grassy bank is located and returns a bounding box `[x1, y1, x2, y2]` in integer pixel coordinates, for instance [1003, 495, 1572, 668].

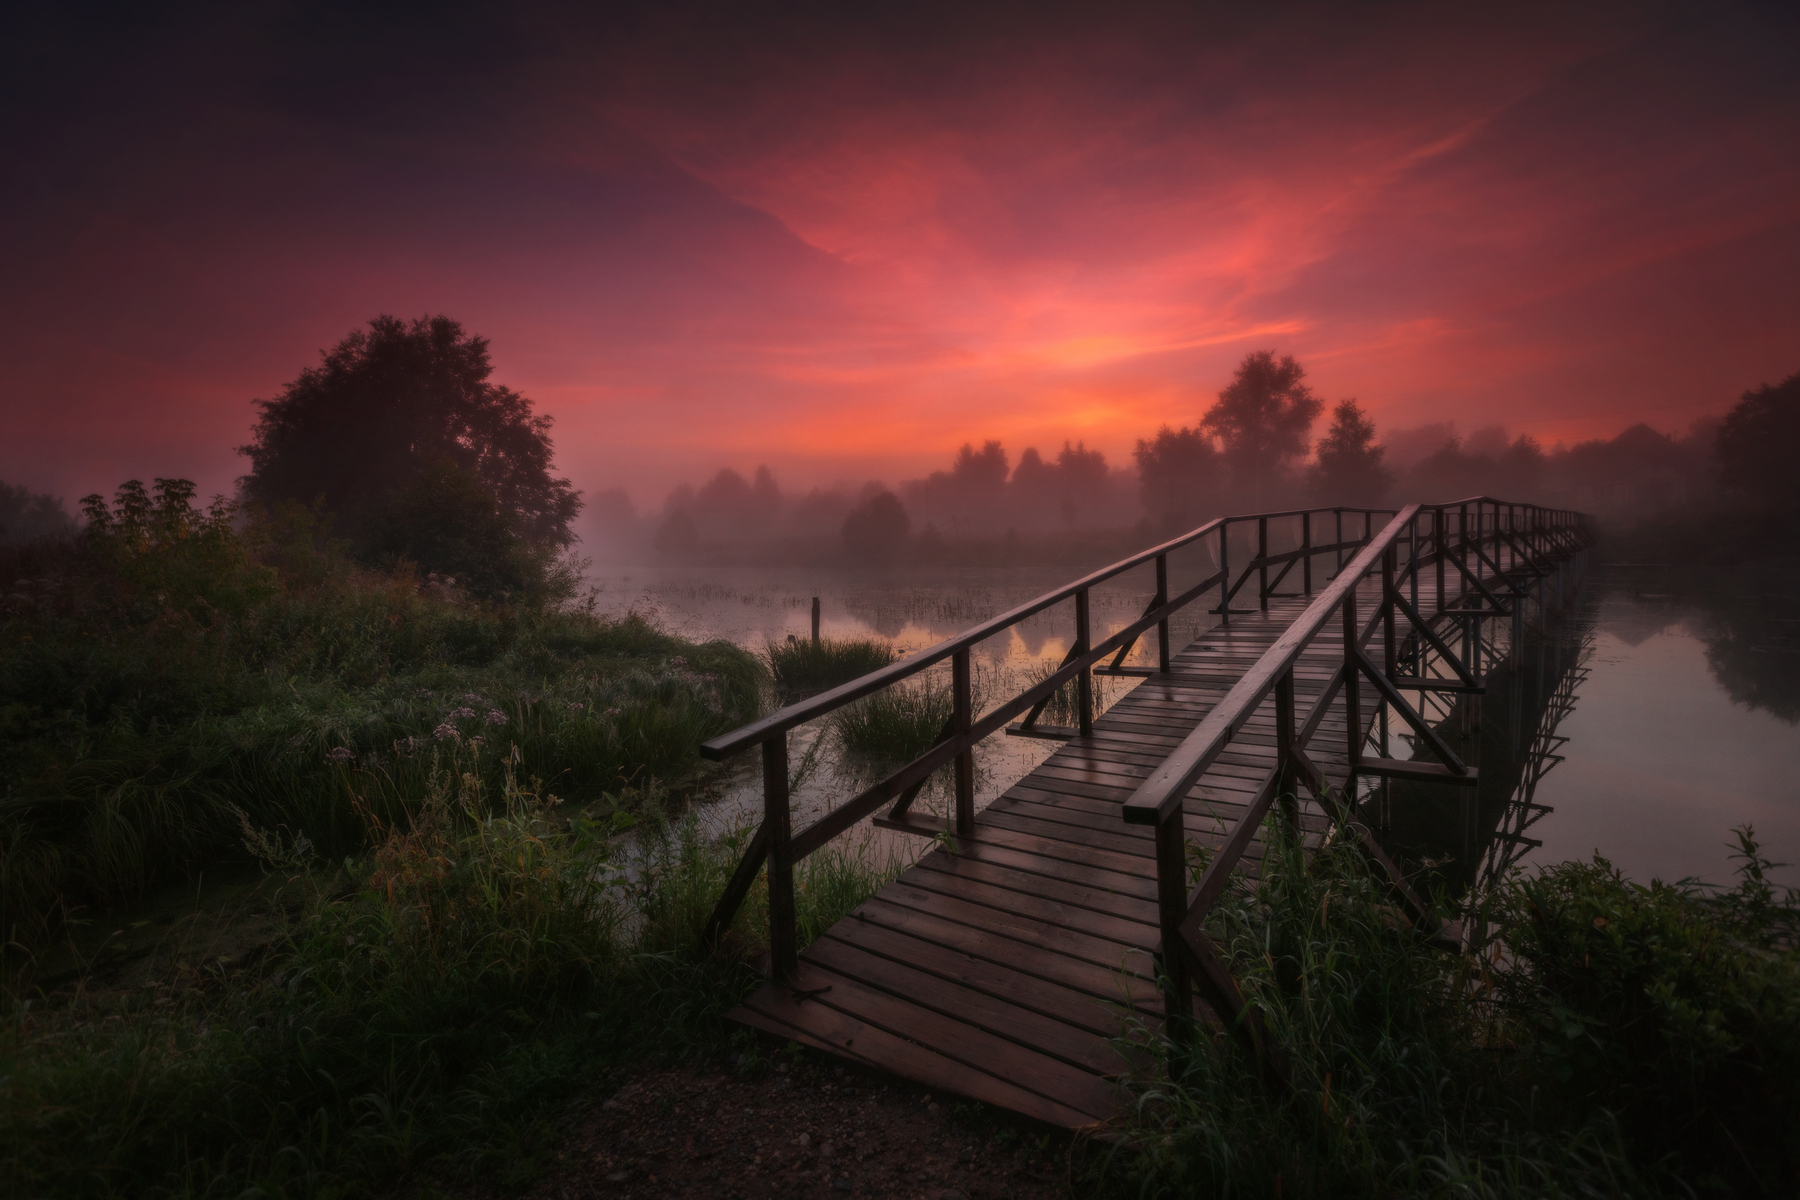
[1100, 823, 1800, 1198]
[765, 634, 895, 694]
[3, 751, 902, 1197]
[0, 494, 765, 954]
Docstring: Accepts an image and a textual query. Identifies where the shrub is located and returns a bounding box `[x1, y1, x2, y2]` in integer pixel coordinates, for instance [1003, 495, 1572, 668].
[1491, 828, 1800, 1190]
[832, 671, 965, 762]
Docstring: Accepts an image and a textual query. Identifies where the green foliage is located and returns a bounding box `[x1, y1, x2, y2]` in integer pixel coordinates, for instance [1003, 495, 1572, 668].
[0, 491, 764, 952]
[1492, 829, 1800, 1190]
[369, 458, 570, 600]
[765, 635, 895, 694]
[1, 755, 901, 1197]
[1104, 820, 1800, 1198]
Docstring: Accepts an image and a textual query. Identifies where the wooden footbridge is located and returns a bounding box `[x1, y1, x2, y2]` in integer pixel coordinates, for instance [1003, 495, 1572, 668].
[699, 499, 1593, 1128]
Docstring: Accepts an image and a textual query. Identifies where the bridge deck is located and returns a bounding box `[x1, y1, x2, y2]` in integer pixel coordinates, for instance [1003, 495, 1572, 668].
[728, 579, 1397, 1128]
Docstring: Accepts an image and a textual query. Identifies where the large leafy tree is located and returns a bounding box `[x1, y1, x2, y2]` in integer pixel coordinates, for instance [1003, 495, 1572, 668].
[1308, 399, 1392, 506]
[1202, 350, 1324, 507]
[1716, 371, 1800, 509]
[238, 315, 582, 552]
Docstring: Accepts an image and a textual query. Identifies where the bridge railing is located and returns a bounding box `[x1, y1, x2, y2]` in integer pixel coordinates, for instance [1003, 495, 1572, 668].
[700, 500, 1405, 979]
[1115, 496, 1594, 1058]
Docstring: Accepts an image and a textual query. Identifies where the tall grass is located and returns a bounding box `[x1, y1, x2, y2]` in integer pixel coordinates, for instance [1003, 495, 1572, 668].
[830, 667, 991, 762]
[1098, 818, 1800, 1198]
[765, 635, 895, 694]
[1, 744, 902, 1198]
[0, 500, 766, 955]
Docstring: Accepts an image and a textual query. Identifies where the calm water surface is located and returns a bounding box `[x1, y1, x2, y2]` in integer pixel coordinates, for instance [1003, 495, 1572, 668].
[589, 563, 1800, 888]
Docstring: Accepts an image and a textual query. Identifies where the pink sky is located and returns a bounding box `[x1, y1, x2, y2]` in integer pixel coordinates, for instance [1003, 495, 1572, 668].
[3, 2, 1797, 527]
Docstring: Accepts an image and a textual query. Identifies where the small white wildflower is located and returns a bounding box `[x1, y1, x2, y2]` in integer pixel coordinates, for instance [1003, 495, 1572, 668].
[468, 736, 485, 749]
[670, 656, 687, 667]
[433, 722, 458, 742]
[462, 692, 485, 703]
[449, 706, 477, 721]
[567, 702, 585, 712]
[484, 709, 507, 726]
[326, 746, 355, 764]
[604, 706, 622, 717]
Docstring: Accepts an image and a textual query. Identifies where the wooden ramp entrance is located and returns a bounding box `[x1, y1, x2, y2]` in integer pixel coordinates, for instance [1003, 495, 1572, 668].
[700, 500, 1593, 1129]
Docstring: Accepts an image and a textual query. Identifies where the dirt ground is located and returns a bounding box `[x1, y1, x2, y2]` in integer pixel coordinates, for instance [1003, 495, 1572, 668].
[520, 1054, 1080, 1200]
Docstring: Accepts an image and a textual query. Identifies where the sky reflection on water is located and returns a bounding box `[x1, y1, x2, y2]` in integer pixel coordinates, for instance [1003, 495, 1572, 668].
[590, 564, 1800, 890]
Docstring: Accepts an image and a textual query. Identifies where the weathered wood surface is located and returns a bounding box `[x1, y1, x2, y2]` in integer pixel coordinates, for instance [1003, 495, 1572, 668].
[728, 579, 1403, 1129]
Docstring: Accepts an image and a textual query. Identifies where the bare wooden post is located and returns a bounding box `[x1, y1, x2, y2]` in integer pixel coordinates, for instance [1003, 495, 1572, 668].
[1219, 523, 1231, 626]
[1075, 587, 1094, 736]
[1302, 511, 1313, 593]
[1275, 667, 1298, 825]
[1155, 553, 1172, 673]
[1335, 509, 1344, 572]
[811, 597, 820, 645]
[953, 648, 975, 836]
[1154, 808, 1194, 1045]
[764, 734, 797, 983]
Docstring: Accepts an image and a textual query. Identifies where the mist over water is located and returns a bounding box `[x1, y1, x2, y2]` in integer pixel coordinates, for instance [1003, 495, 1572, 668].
[592, 556, 1800, 890]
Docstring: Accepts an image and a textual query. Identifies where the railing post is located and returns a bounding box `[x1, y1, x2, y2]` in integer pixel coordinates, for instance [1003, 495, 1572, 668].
[1275, 668, 1298, 825]
[1155, 553, 1172, 673]
[1257, 517, 1269, 611]
[1076, 587, 1094, 736]
[1382, 540, 1398, 682]
[1302, 511, 1313, 593]
[1219, 523, 1231, 627]
[811, 596, 821, 645]
[1343, 590, 1362, 769]
[953, 648, 975, 836]
[1154, 807, 1194, 1046]
[1435, 507, 1446, 614]
[764, 734, 797, 983]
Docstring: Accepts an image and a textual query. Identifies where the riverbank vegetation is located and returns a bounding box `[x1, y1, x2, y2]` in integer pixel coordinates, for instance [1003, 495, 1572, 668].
[0, 479, 763, 956]
[1104, 824, 1799, 1198]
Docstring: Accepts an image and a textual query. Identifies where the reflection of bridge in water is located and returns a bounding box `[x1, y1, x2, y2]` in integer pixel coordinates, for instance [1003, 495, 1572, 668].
[1380, 568, 1596, 910]
[699, 498, 1593, 1127]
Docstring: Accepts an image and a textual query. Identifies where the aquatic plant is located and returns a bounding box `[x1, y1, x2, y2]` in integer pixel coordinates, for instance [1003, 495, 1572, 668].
[765, 634, 895, 694]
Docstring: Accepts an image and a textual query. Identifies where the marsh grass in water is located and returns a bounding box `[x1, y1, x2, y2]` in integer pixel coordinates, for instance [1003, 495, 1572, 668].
[829, 666, 993, 763]
[765, 635, 895, 695]
[1, 742, 903, 1198]
[1097, 819, 1800, 1198]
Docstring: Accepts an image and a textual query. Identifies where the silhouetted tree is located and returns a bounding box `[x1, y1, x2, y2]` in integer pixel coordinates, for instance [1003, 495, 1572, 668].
[1308, 400, 1391, 506]
[842, 490, 910, 560]
[0, 480, 76, 545]
[1053, 441, 1108, 525]
[1716, 371, 1800, 508]
[1134, 426, 1221, 530]
[238, 315, 581, 554]
[1202, 350, 1324, 507]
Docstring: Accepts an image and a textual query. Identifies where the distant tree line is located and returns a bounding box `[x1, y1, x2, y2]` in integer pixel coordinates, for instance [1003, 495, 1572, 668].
[638, 352, 1798, 563]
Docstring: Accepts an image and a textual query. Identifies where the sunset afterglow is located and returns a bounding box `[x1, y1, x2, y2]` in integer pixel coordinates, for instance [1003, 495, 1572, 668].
[5, 2, 1798, 524]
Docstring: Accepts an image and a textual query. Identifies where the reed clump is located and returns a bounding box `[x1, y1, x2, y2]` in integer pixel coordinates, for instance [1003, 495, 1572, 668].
[1, 746, 902, 1197]
[830, 668, 988, 762]
[765, 635, 895, 694]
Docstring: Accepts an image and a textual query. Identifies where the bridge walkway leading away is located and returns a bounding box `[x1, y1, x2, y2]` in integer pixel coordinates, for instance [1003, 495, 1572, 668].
[727, 585, 1384, 1128]
[703, 499, 1593, 1130]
